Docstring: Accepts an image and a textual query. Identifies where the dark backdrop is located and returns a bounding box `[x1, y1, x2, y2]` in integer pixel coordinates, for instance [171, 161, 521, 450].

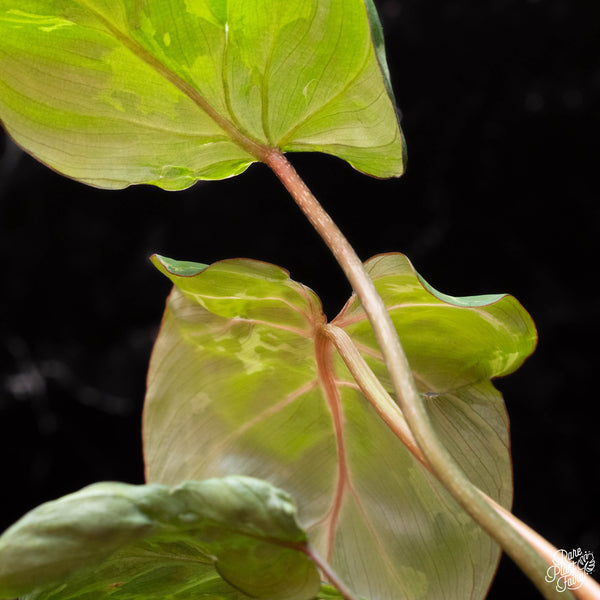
[1, 0, 598, 596]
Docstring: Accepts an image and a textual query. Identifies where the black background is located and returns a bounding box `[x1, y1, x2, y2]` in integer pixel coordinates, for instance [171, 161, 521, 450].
[0, 0, 598, 597]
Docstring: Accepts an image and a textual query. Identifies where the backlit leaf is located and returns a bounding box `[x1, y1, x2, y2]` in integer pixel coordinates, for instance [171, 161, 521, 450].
[0, 476, 321, 600]
[0, 0, 404, 189]
[144, 253, 537, 600]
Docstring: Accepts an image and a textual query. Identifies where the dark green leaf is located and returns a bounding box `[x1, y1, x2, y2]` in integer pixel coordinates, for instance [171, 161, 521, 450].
[0, 476, 320, 600]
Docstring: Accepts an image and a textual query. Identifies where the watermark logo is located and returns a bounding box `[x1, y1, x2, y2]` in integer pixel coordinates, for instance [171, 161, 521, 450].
[545, 548, 595, 592]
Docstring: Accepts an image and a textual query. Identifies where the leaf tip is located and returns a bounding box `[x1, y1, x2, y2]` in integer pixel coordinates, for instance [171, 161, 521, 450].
[151, 254, 209, 278]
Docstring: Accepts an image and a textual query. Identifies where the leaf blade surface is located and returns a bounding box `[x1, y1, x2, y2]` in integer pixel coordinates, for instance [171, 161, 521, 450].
[0, 476, 321, 600]
[144, 253, 537, 600]
[0, 0, 404, 189]
[335, 253, 537, 392]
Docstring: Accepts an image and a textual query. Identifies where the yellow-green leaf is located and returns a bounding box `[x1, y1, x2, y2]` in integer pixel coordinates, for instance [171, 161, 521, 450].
[143, 253, 537, 600]
[0, 0, 404, 190]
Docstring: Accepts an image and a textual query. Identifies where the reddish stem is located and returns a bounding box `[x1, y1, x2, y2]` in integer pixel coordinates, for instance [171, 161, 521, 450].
[263, 148, 580, 600]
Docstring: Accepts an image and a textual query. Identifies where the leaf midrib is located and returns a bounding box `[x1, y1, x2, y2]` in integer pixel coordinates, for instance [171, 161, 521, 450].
[75, 0, 271, 161]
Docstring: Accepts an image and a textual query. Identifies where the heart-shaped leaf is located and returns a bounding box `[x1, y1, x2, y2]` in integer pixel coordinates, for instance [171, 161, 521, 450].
[0, 476, 323, 600]
[0, 0, 404, 190]
[144, 253, 537, 600]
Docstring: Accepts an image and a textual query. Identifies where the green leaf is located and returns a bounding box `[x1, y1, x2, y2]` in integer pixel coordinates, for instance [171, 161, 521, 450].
[317, 585, 351, 600]
[144, 253, 537, 600]
[0, 0, 404, 190]
[335, 253, 537, 391]
[0, 476, 321, 600]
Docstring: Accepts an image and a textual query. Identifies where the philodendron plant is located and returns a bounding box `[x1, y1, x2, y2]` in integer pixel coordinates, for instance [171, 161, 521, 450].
[0, 2, 597, 600]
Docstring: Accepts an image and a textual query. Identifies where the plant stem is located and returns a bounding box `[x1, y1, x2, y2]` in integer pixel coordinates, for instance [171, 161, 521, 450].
[323, 324, 425, 467]
[303, 544, 360, 600]
[264, 148, 575, 600]
[325, 324, 600, 600]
